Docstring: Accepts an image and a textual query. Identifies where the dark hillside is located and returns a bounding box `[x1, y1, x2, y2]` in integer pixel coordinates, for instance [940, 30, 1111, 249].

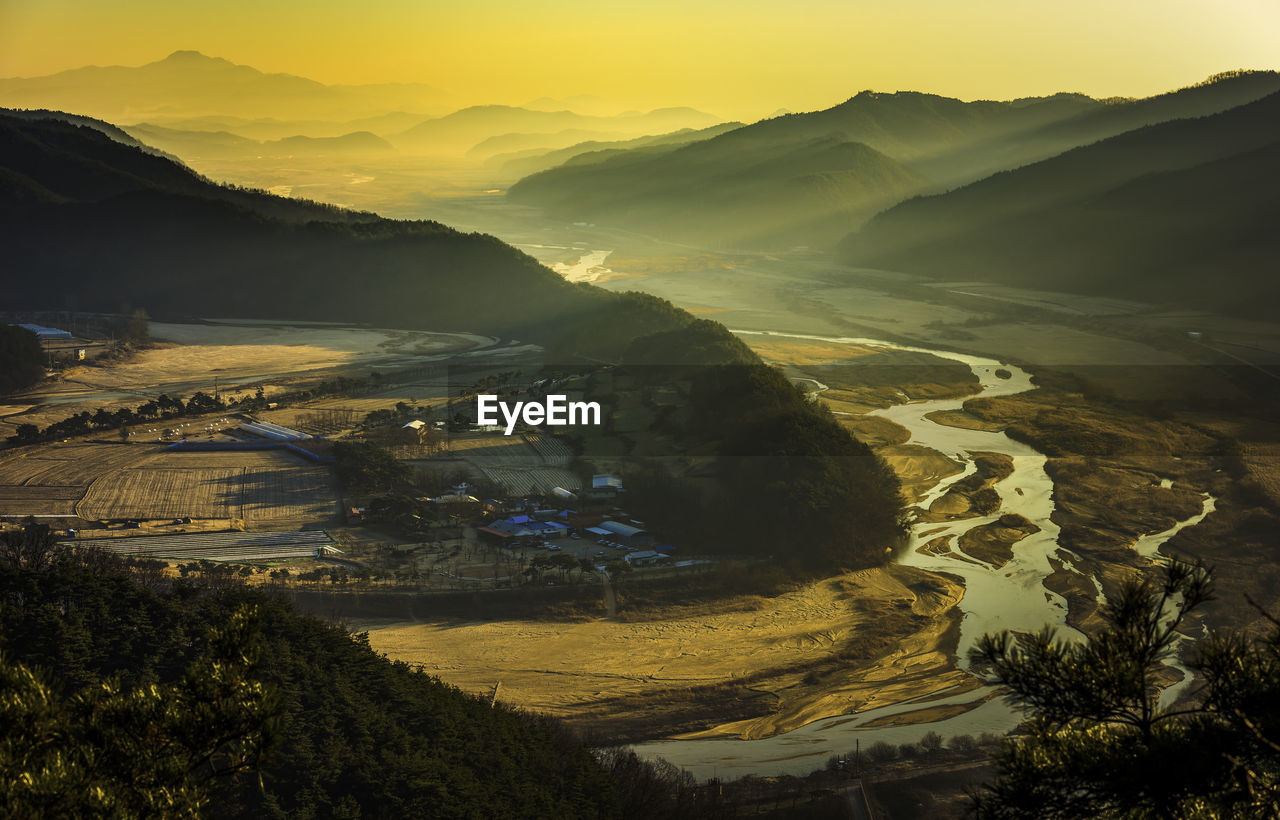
[0, 541, 620, 817]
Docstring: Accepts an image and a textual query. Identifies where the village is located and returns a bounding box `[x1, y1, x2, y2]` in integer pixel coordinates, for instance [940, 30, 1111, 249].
[0, 318, 698, 595]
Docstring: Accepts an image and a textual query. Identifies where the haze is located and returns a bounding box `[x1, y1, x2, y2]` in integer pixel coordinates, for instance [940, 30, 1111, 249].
[3, 0, 1279, 119]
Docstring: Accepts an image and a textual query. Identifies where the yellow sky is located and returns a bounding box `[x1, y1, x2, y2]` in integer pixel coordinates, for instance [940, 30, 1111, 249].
[2, 0, 1277, 118]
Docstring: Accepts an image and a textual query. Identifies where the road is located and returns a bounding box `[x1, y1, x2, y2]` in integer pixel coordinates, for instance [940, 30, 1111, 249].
[600, 569, 617, 618]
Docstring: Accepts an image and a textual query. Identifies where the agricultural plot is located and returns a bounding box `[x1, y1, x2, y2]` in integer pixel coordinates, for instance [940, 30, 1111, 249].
[143, 449, 305, 469]
[0, 440, 340, 524]
[0, 443, 147, 486]
[477, 466, 581, 496]
[524, 433, 574, 462]
[444, 435, 533, 457]
[79, 468, 243, 520]
[0, 484, 83, 516]
[240, 467, 340, 523]
[76, 529, 337, 562]
[411, 431, 578, 495]
[0, 442, 158, 517]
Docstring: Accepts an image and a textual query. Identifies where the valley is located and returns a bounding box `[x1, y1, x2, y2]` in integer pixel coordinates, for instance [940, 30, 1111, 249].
[3, 33, 1279, 815]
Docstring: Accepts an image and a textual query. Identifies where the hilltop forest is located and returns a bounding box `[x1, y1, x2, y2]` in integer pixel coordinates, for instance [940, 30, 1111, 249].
[0, 533, 664, 817]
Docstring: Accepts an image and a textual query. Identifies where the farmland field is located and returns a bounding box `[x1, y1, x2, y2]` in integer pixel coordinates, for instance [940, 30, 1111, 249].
[410, 430, 579, 495]
[476, 466, 581, 496]
[0, 442, 149, 486]
[80, 467, 242, 519]
[240, 467, 340, 523]
[0, 440, 339, 525]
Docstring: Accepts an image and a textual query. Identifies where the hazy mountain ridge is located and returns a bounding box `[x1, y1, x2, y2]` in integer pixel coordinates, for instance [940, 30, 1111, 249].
[0, 112, 584, 338]
[134, 111, 433, 141]
[0, 50, 449, 123]
[489, 122, 745, 176]
[717, 89, 1100, 161]
[0, 110, 378, 224]
[123, 122, 396, 159]
[911, 69, 1280, 184]
[506, 72, 1280, 250]
[466, 128, 633, 160]
[504, 89, 1104, 248]
[392, 104, 721, 155]
[839, 90, 1280, 318]
[508, 120, 929, 248]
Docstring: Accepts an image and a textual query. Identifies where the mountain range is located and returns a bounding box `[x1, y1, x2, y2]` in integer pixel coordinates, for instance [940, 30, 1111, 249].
[0, 50, 451, 123]
[839, 89, 1280, 318]
[506, 72, 1280, 250]
[123, 122, 395, 160]
[0, 51, 721, 159]
[391, 104, 721, 156]
[487, 122, 744, 177]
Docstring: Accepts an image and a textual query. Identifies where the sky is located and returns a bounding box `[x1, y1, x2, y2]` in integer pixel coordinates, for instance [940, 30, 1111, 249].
[2, 0, 1278, 118]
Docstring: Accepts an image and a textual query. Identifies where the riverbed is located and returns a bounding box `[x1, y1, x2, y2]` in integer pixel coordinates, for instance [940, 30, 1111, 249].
[631, 330, 1218, 777]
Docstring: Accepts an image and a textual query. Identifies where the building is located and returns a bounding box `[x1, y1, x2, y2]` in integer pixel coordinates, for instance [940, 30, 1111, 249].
[580, 474, 624, 503]
[398, 419, 428, 444]
[527, 520, 569, 538]
[14, 323, 72, 340]
[429, 494, 479, 505]
[238, 421, 310, 441]
[599, 519, 653, 547]
[623, 550, 670, 567]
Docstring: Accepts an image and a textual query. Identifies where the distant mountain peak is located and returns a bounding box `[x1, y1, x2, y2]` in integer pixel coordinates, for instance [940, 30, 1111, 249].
[156, 50, 236, 68]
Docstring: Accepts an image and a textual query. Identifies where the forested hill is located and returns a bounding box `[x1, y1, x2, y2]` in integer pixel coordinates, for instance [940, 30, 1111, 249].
[0, 111, 655, 357]
[0, 540, 627, 817]
[839, 90, 1280, 319]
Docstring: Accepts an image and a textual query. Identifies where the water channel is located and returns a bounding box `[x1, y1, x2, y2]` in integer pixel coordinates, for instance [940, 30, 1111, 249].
[632, 330, 1217, 777]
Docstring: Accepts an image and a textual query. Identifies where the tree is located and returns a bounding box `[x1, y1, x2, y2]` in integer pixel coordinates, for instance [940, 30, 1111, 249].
[186, 391, 224, 415]
[0, 325, 45, 394]
[157, 394, 184, 416]
[550, 552, 578, 582]
[91, 408, 114, 429]
[12, 424, 40, 445]
[970, 561, 1280, 818]
[126, 307, 150, 342]
[0, 605, 276, 818]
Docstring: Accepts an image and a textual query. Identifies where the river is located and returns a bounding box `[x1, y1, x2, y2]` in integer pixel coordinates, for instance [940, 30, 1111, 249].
[631, 330, 1218, 778]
